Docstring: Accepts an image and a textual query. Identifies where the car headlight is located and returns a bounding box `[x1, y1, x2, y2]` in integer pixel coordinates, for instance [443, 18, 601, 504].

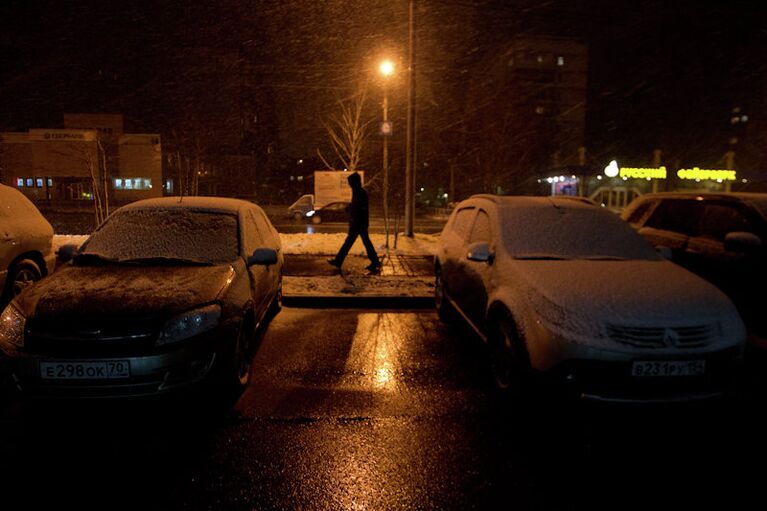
[306, 210, 315, 217]
[0, 302, 26, 354]
[156, 304, 221, 347]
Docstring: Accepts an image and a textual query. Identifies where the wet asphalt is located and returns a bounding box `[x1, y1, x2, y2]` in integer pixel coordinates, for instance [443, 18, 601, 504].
[1, 308, 766, 510]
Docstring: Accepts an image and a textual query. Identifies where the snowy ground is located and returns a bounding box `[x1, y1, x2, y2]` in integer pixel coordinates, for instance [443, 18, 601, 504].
[52, 233, 437, 257]
[51, 233, 438, 299]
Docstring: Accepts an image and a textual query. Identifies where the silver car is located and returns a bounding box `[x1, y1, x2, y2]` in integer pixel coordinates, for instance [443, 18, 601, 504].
[0, 184, 56, 304]
[434, 195, 746, 403]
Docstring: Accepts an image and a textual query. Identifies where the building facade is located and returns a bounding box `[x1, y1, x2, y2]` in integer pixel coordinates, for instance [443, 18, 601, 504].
[0, 114, 162, 206]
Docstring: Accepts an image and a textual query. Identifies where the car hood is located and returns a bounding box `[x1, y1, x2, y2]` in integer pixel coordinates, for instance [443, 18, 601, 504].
[506, 259, 738, 326]
[15, 262, 237, 320]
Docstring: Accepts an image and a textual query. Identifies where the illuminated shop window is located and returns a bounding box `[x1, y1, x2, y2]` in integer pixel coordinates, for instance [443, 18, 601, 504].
[26, 178, 34, 187]
[36, 178, 44, 187]
[17, 178, 24, 187]
[47, 178, 53, 187]
[114, 177, 152, 190]
[557, 56, 565, 66]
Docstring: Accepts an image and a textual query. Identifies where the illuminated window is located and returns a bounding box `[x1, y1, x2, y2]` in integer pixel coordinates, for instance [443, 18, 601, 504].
[165, 179, 173, 193]
[36, 178, 44, 187]
[26, 178, 34, 187]
[557, 56, 565, 66]
[115, 177, 152, 190]
[16, 178, 24, 187]
[47, 178, 53, 187]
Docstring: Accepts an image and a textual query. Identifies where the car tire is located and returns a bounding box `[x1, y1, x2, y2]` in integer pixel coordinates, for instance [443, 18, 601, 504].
[435, 267, 458, 323]
[5, 259, 42, 299]
[489, 315, 533, 401]
[311, 215, 322, 224]
[293, 211, 304, 221]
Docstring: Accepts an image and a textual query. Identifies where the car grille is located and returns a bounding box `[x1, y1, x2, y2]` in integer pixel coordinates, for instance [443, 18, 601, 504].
[606, 323, 719, 348]
[25, 317, 162, 356]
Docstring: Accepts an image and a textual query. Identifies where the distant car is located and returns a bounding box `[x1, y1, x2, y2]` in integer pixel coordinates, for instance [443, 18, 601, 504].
[0, 197, 282, 404]
[0, 184, 56, 304]
[435, 194, 745, 403]
[306, 201, 350, 224]
[622, 192, 767, 351]
[287, 194, 315, 221]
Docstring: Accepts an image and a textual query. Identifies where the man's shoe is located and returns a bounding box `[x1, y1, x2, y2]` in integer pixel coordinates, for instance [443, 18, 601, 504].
[365, 263, 382, 273]
[327, 258, 342, 268]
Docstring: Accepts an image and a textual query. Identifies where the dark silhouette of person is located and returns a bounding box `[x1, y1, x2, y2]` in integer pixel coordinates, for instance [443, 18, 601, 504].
[327, 171, 381, 272]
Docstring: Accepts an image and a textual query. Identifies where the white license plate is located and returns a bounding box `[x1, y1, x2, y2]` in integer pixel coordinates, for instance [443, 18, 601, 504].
[40, 360, 131, 380]
[631, 360, 705, 377]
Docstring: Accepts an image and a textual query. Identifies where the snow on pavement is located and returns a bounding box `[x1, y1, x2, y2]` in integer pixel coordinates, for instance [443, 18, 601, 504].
[52, 232, 438, 299]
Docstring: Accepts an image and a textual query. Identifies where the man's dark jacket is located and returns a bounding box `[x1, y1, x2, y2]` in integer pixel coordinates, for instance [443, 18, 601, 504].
[347, 172, 369, 229]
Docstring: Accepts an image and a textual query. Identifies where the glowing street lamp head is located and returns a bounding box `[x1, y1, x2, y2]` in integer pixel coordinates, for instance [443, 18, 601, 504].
[379, 60, 395, 77]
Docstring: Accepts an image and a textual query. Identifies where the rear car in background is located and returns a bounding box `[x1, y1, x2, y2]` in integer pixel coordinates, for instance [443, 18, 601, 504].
[0, 197, 282, 407]
[306, 201, 350, 224]
[622, 192, 767, 360]
[0, 184, 56, 305]
[435, 195, 746, 403]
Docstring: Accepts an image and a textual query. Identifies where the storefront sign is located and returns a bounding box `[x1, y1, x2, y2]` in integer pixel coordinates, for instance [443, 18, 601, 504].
[619, 166, 667, 179]
[677, 167, 736, 181]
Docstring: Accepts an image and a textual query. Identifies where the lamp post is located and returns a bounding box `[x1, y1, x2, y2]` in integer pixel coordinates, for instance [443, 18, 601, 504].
[379, 59, 394, 247]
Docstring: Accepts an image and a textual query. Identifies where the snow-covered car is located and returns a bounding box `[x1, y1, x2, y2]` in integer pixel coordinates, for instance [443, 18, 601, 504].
[0, 197, 282, 404]
[0, 184, 56, 304]
[434, 195, 746, 403]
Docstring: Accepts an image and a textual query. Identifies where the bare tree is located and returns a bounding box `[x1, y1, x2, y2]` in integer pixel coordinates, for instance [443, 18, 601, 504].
[317, 85, 372, 173]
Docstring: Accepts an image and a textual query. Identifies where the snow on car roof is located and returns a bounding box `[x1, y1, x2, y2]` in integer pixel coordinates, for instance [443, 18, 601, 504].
[119, 196, 256, 214]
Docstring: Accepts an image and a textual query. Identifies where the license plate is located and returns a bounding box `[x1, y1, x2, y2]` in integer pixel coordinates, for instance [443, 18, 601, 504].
[631, 360, 705, 377]
[40, 360, 131, 380]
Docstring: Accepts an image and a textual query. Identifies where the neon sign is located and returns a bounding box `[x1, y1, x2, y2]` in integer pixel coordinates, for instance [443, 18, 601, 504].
[620, 166, 667, 179]
[677, 167, 736, 181]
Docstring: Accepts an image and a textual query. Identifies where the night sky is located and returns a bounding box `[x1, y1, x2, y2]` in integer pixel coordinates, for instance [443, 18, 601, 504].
[1, 0, 765, 180]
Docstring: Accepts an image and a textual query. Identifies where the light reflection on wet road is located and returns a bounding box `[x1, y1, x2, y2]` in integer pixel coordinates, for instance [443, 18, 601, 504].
[1, 308, 765, 510]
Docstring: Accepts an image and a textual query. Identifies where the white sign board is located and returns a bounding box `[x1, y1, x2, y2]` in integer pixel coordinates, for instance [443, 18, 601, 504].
[313, 170, 364, 208]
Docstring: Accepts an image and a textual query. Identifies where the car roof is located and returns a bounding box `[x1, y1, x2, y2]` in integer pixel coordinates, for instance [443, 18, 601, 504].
[461, 194, 596, 211]
[118, 196, 258, 215]
[635, 191, 767, 203]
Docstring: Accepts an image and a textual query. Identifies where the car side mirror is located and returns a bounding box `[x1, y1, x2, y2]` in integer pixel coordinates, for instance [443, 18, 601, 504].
[57, 243, 81, 263]
[248, 248, 278, 266]
[466, 242, 494, 264]
[724, 231, 762, 252]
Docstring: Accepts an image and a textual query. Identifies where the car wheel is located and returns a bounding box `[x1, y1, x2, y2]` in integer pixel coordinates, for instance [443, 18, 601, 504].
[6, 259, 42, 298]
[434, 267, 458, 323]
[311, 215, 322, 224]
[489, 316, 532, 400]
[293, 211, 304, 221]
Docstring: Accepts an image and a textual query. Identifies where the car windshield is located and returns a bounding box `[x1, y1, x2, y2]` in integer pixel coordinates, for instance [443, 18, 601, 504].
[502, 205, 659, 261]
[79, 209, 239, 264]
[747, 199, 767, 221]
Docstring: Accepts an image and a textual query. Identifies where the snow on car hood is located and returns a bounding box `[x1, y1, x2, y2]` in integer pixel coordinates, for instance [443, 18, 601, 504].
[15, 263, 236, 319]
[504, 259, 742, 341]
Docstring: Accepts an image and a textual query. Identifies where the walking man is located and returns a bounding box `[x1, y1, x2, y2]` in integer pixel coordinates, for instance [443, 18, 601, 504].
[327, 171, 382, 273]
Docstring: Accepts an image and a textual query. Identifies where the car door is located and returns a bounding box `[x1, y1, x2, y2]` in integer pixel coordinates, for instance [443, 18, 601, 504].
[241, 208, 272, 320]
[250, 207, 281, 307]
[438, 206, 476, 314]
[685, 201, 765, 324]
[638, 198, 701, 260]
[456, 207, 494, 333]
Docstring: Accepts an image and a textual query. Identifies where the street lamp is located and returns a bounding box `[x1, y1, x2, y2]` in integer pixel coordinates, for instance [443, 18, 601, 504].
[379, 59, 394, 247]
